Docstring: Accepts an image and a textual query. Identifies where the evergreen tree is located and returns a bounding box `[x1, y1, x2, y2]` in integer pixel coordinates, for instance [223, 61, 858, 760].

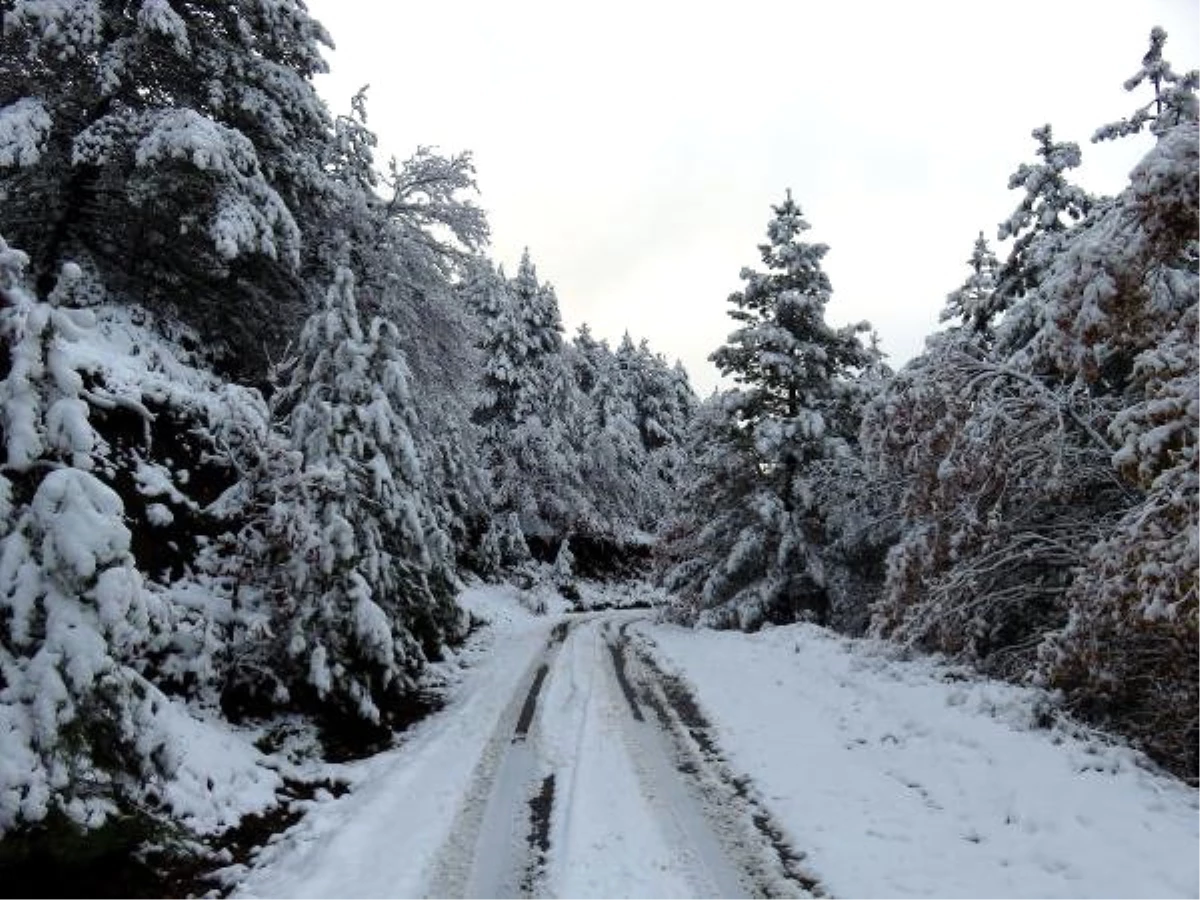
[713, 192, 871, 500]
[0, 0, 338, 373]
[0, 240, 174, 834]
[613, 335, 696, 527]
[941, 231, 1001, 335]
[270, 267, 464, 726]
[574, 331, 646, 532]
[467, 250, 591, 558]
[311, 87, 490, 586]
[660, 392, 772, 627]
[1093, 27, 1199, 142]
[511, 249, 564, 359]
[993, 125, 1094, 329]
[665, 193, 871, 628]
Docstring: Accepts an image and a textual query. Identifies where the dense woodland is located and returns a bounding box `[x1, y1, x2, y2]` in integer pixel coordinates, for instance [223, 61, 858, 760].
[0, 0, 1195, 874]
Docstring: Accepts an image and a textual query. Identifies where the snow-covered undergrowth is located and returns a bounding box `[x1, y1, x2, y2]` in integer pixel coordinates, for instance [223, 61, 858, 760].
[639, 620, 1199, 899]
[0, 271, 286, 844]
[229, 583, 554, 897]
[570, 577, 667, 611]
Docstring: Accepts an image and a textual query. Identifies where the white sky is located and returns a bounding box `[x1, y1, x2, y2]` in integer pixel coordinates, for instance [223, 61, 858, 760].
[306, 0, 1198, 394]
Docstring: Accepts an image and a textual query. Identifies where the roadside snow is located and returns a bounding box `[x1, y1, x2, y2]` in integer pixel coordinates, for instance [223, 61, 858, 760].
[638, 620, 1199, 900]
[156, 703, 282, 836]
[231, 583, 554, 898]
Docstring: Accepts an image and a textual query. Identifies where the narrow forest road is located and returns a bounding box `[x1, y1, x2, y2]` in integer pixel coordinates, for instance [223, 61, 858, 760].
[233, 603, 822, 899]
[424, 612, 821, 899]
[232, 586, 1197, 900]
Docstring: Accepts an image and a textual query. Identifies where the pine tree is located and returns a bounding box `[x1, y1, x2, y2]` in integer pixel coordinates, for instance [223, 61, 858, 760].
[0, 240, 174, 835]
[574, 331, 646, 532]
[712, 192, 871, 491]
[0, 0, 338, 373]
[993, 125, 1094, 328]
[1093, 27, 1199, 142]
[271, 267, 464, 726]
[511, 249, 564, 359]
[712, 191, 871, 444]
[942, 232, 1001, 334]
[666, 193, 871, 628]
[467, 250, 591, 558]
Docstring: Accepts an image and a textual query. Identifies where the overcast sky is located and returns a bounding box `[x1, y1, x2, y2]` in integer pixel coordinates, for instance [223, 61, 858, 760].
[306, 0, 1198, 394]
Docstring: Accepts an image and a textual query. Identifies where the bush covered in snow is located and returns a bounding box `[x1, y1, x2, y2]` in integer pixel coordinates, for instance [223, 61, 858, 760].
[859, 31, 1198, 781]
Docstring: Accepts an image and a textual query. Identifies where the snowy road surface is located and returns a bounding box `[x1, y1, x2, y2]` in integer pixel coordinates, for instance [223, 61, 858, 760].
[233, 586, 1198, 899]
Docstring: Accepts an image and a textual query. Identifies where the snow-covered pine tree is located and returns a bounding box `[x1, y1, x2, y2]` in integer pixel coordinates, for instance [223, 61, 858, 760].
[512, 249, 565, 358]
[941, 232, 1001, 335]
[0, 238, 175, 836]
[572, 331, 646, 534]
[568, 323, 604, 396]
[1092, 26, 1199, 142]
[613, 335, 696, 528]
[659, 389, 783, 628]
[468, 250, 591, 563]
[0, 0, 337, 374]
[640, 347, 696, 448]
[271, 266, 464, 728]
[666, 192, 871, 628]
[992, 125, 1095, 347]
[318, 107, 491, 580]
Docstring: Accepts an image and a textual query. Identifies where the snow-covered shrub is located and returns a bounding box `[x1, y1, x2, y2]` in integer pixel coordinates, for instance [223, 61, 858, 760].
[0, 242, 175, 835]
[863, 30, 1198, 780]
[1036, 117, 1198, 781]
[266, 267, 466, 728]
[861, 333, 1121, 675]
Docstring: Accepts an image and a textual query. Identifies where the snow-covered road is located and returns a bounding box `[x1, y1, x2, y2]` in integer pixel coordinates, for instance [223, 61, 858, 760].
[232, 585, 1198, 899]
[426, 612, 814, 898]
[233, 591, 819, 899]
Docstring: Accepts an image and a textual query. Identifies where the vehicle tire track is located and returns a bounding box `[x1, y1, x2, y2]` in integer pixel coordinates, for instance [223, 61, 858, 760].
[519, 774, 555, 894]
[431, 611, 825, 899]
[425, 618, 574, 899]
[607, 621, 827, 899]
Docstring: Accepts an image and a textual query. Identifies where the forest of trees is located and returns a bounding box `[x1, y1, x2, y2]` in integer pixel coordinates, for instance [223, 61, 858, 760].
[661, 28, 1198, 781]
[0, 0, 695, 854]
[0, 0, 1194, 873]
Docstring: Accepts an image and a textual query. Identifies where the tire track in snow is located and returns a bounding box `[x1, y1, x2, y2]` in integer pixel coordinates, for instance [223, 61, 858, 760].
[606, 631, 645, 722]
[611, 622, 826, 898]
[513, 666, 550, 740]
[431, 611, 824, 899]
[425, 618, 574, 899]
[519, 774, 555, 894]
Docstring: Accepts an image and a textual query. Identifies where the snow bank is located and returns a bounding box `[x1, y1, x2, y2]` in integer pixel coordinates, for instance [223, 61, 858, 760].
[231, 583, 555, 898]
[639, 621, 1198, 899]
[156, 705, 282, 836]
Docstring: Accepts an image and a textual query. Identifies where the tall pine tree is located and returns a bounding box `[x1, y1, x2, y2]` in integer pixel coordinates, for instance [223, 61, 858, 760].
[665, 192, 870, 628]
[269, 267, 464, 728]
